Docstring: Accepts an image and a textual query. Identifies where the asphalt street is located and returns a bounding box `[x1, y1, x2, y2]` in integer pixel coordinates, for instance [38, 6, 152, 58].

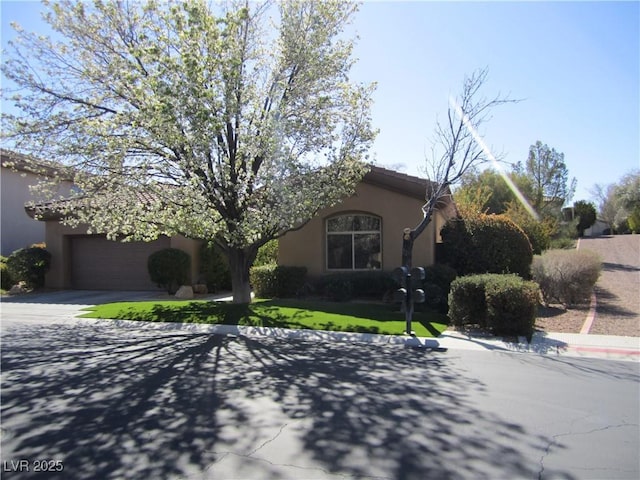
[1, 302, 638, 480]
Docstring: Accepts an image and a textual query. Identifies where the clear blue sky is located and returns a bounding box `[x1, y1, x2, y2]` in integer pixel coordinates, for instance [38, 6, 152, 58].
[2, 0, 639, 203]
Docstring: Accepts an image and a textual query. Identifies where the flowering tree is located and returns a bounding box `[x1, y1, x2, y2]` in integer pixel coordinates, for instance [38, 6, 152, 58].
[1, 0, 376, 302]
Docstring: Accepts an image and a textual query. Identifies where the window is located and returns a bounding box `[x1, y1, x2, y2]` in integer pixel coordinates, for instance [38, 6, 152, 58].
[326, 214, 381, 270]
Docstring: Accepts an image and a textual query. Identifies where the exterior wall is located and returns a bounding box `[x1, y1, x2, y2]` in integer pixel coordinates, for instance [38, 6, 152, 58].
[585, 219, 609, 237]
[278, 182, 438, 276]
[170, 236, 203, 284]
[1, 166, 73, 255]
[2, 168, 46, 255]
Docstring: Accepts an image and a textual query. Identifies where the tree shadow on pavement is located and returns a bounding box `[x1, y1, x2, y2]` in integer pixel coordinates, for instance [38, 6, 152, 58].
[1, 323, 583, 479]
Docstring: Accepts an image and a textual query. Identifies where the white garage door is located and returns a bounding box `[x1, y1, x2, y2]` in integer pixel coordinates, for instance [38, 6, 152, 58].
[71, 236, 171, 290]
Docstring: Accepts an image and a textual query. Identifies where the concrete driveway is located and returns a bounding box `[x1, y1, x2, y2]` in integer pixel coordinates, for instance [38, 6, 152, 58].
[0, 289, 165, 305]
[0, 290, 167, 327]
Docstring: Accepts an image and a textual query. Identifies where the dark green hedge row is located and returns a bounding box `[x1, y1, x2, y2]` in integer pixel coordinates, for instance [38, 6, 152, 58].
[250, 265, 307, 298]
[448, 274, 540, 338]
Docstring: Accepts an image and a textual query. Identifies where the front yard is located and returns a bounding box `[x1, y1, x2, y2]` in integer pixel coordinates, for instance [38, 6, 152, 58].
[79, 298, 449, 337]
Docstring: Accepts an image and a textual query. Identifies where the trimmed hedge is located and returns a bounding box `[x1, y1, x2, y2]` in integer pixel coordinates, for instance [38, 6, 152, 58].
[448, 274, 540, 338]
[321, 271, 396, 301]
[532, 249, 601, 306]
[440, 214, 533, 278]
[250, 265, 307, 298]
[6, 246, 52, 288]
[147, 248, 191, 294]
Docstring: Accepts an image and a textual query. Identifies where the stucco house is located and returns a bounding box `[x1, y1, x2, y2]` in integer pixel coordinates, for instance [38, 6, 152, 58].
[278, 166, 457, 277]
[23, 159, 455, 290]
[1, 149, 74, 256]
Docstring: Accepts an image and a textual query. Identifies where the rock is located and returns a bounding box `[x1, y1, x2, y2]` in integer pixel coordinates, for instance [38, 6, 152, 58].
[174, 285, 194, 299]
[193, 284, 208, 295]
[8, 283, 28, 295]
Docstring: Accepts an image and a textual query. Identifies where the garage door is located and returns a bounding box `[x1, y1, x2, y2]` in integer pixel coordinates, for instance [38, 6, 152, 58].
[70, 236, 171, 290]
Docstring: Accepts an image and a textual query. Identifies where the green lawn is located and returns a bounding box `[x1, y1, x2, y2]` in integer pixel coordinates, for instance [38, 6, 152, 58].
[79, 298, 448, 337]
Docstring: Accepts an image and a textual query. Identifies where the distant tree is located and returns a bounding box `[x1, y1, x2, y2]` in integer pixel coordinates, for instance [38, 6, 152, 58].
[592, 170, 640, 234]
[590, 183, 620, 233]
[1, 0, 376, 303]
[515, 141, 576, 217]
[455, 168, 533, 215]
[616, 171, 640, 233]
[573, 200, 597, 237]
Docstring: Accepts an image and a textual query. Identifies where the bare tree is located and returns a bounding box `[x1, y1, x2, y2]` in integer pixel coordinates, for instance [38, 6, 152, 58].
[396, 69, 515, 334]
[401, 68, 515, 268]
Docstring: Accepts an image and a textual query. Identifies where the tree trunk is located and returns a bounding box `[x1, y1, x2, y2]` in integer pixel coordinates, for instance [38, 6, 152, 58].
[227, 247, 254, 304]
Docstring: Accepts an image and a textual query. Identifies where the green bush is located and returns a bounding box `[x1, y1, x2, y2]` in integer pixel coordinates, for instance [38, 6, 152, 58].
[484, 275, 539, 337]
[250, 265, 307, 298]
[321, 271, 396, 301]
[448, 275, 490, 328]
[421, 264, 457, 312]
[440, 214, 533, 278]
[147, 248, 191, 294]
[6, 246, 52, 288]
[532, 249, 601, 306]
[254, 239, 278, 267]
[517, 221, 551, 254]
[199, 242, 232, 292]
[448, 274, 540, 338]
[1, 256, 14, 290]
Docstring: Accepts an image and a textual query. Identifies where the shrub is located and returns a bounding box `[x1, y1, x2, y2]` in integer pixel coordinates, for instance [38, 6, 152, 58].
[484, 275, 539, 338]
[440, 213, 533, 278]
[6, 246, 52, 288]
[532, 249, 601, 306]
[254, 240, 278, 267]
[320, 271, 396, 301]
[420, 264, 457, 312]
[448, 274, 540, 338]
[199, 242, 232, 292]
[448, 275, 490, 328]
[250, 265, 307, 298]
[147, 248, 191, 294]
[1, 256, 14, 290]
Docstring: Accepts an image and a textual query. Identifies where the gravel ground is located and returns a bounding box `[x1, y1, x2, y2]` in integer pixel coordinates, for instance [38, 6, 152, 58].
[535, 235, 640, 337]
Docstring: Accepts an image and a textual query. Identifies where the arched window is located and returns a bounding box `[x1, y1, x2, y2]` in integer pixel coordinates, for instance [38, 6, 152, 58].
[326, 214, 381, 270]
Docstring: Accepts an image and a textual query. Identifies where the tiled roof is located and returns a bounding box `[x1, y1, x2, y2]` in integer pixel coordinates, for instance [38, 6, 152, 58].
[1, 149, 74, 181]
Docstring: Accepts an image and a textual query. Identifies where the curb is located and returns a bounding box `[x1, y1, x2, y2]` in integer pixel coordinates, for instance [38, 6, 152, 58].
[84, 318, 640, 362]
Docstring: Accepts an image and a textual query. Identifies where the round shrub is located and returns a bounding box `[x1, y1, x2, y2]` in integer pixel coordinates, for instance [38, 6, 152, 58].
[484, 275, 539, 338]
[147, 248, 191, 294]
[6, 246, 52, 288]
[448, 273, 540, 338]
[440, 214, 533, 278]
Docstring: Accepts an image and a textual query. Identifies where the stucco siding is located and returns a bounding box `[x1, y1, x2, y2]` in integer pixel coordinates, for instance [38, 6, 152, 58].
[278, 182, 437, 276]
[1, 168, 47, 255]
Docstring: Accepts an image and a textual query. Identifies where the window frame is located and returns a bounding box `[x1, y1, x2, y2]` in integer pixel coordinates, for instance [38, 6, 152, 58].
[325, 213, 382, 271]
